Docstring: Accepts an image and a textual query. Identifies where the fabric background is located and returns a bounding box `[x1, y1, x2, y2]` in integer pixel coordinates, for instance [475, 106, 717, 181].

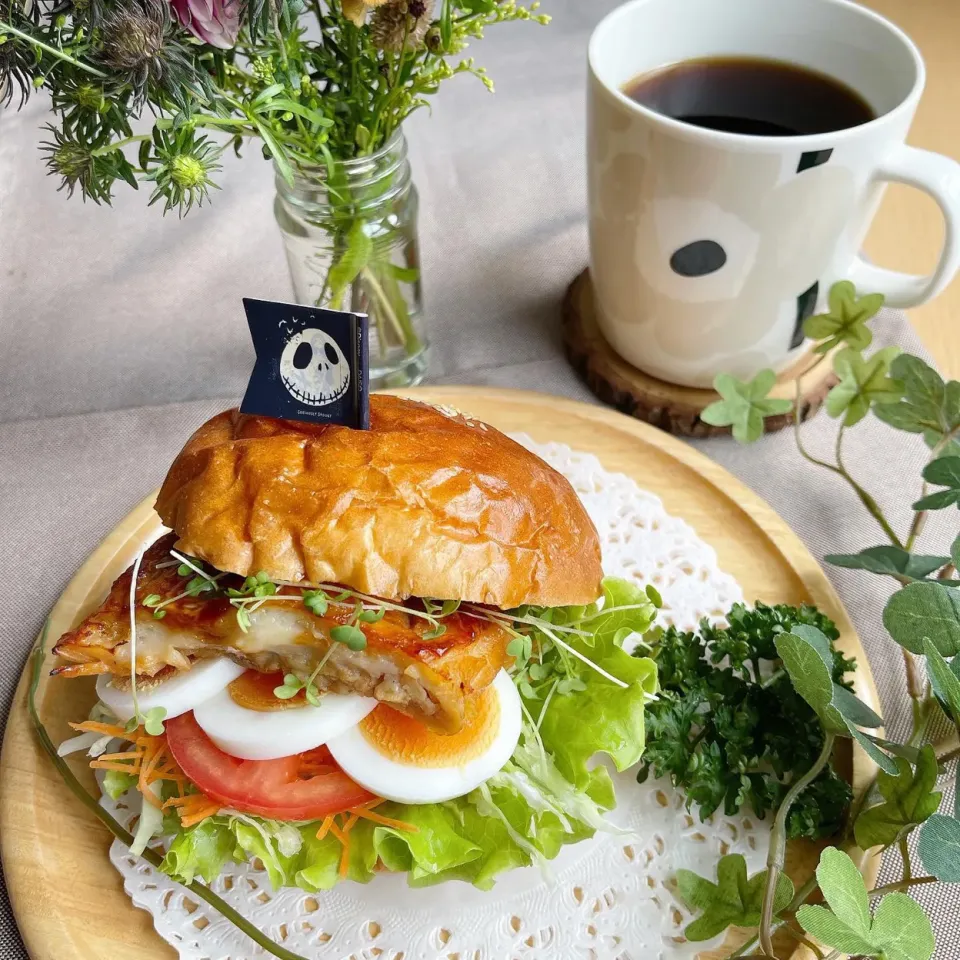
[0, 1, 956, 956]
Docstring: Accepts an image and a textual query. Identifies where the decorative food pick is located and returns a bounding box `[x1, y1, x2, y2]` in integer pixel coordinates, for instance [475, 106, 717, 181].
[240, 298, 370, 429]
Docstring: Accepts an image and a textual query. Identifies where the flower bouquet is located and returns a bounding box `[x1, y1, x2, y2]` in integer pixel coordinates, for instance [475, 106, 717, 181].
[0, 0, 548, 383]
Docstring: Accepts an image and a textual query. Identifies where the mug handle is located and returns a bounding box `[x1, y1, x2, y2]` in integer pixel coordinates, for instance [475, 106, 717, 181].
[848, 144, 960, 308]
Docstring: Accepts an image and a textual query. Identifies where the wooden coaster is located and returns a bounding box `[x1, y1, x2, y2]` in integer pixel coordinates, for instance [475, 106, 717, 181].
[562, 269, 838, 438]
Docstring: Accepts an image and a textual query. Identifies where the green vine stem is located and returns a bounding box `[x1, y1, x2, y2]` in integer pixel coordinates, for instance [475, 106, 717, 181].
[791, 380, 903, 547]
[27, 624, 309, 960]
[867, 876, 939, 898]
[759, 733, 836, 956]
[0, 20, 107, 77]
[904, 423, 960, 551]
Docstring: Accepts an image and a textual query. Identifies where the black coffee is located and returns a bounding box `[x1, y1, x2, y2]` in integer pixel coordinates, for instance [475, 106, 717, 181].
[623, 57, 875, 136]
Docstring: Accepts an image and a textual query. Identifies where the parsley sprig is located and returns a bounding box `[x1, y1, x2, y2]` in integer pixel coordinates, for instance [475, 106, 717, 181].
[637, 602, 857, 841]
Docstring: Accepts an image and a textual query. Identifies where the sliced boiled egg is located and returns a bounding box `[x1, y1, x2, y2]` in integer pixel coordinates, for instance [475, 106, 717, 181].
[193, 671, 377, 761]
[326, 669, 522, 804]
[97, 657, 245, 722]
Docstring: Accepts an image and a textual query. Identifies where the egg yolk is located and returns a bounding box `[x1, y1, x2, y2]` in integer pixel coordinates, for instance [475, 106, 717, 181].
[228, 671, 306, 711]
[359, 685, 501, 767]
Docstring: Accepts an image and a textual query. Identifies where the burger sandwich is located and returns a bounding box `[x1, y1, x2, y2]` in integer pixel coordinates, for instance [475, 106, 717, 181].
[52, 396, 658, 892]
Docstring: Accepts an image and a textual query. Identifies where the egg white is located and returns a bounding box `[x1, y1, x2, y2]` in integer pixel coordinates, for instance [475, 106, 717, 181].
[193, 686, 377, 760]
[326, 670, 522, 804]
[97, 658, 245, 722]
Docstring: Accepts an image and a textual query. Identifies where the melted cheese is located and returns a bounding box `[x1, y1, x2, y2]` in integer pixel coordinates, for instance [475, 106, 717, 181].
[234, 606, 323, 654]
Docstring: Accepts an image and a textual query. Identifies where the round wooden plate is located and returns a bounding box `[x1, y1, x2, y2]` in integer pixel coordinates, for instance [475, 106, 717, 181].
[0, 387, 881, 960]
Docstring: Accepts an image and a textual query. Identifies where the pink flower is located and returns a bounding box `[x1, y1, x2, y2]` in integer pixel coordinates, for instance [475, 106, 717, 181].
[170, 0, 240, 49]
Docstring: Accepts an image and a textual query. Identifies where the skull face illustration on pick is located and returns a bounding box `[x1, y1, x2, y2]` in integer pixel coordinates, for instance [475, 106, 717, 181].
[279, 327, 351, 406]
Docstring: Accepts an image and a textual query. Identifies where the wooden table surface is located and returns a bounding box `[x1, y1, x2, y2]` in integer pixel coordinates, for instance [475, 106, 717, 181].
[862, 0, 960, 378]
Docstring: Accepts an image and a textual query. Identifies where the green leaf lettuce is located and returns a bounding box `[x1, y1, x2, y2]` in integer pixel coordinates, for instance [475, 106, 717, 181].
[149, 578, 659, 892]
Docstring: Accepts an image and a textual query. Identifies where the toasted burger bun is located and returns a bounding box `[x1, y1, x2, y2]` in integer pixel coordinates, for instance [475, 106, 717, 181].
[155, 396, 602, 608]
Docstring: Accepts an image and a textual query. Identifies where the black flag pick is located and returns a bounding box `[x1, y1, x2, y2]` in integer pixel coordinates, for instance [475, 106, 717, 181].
[239, 298, 370, 429]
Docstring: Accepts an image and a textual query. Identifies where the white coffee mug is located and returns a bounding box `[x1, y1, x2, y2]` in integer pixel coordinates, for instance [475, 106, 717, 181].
[587, 0, 960, 388]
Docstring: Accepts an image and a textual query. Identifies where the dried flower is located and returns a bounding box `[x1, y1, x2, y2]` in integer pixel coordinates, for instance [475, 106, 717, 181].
[340, 0, 393, 27]
[97, 0, 209, 106]
[370, 0, 434, 52]
[39, 126, 136, 204]
[0, 35, 33, 108]
[99, 4, 165, 73]
[169, 0, 240, 49]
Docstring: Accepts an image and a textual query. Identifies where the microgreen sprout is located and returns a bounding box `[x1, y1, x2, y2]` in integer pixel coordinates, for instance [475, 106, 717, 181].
[303, 589, 328, 616]
[330, 625, 367, 650]
[273, 673, 304, 700]
[170, 550, 216, 583]
[143, 706, 167, 736]
[127, 547, 146, 728]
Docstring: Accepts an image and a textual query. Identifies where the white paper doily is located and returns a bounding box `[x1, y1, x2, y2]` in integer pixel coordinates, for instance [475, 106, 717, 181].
[105, 436, 757, 960]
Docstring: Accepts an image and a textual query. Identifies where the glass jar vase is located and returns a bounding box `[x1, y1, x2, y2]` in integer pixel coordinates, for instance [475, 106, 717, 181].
[274, 130, 429, 388]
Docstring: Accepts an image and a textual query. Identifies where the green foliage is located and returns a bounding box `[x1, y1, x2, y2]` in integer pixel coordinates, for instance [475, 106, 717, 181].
[918, 814, 960, 882]
[873, 355, 960, 445]
[913, 456, 960, 510]
[797, 848, 935, 960]
[3, 0, 549, 213]
[775, 627, 898, 773]
[803, 280, 883, 353]
[775, 628, 843, 730]
[675, 854, 794, 941]
[825, 545, 950, 582]
[327, 220, 373, 310]
[854, 747, 942, 849]
[883, 582, 960, 656]
[826, 346, 904, 426]
[923, 639, 960, 724]
[637, 602, 855, 840]
[701, 370, 792, 443]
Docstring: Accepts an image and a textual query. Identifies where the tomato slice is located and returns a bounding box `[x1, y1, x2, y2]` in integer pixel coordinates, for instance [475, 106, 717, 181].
[165, 712, 374, 820]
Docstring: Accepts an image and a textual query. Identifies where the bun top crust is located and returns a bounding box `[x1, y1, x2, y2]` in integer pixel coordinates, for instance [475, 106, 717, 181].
[154, 396, 603, 608]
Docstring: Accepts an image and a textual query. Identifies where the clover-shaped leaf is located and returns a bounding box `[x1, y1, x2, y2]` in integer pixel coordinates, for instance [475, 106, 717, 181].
[804, 280, 884, 353]
[826, 347, 904, 426]
[701, 370, 793, 444]
[675, 853, 794, 941]
[873, 354, 960, 443]
[797, 848, 934, 960]
[854, 746, 942, 849]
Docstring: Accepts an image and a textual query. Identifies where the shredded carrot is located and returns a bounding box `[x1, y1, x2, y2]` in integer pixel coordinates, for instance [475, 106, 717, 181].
[316, 815, 335, 841]
[163, 792, 222, 827]
[347, 806, 419, 833]
[88, 760, 143, 773]
[138, 740, 167, 807]
[69, 720, 128, 738]
[328, 822, 351, 879]
[94, 750, 141, 761]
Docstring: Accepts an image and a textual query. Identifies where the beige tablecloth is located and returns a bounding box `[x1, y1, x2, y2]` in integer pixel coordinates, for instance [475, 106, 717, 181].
[0, 1, 957, 956]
